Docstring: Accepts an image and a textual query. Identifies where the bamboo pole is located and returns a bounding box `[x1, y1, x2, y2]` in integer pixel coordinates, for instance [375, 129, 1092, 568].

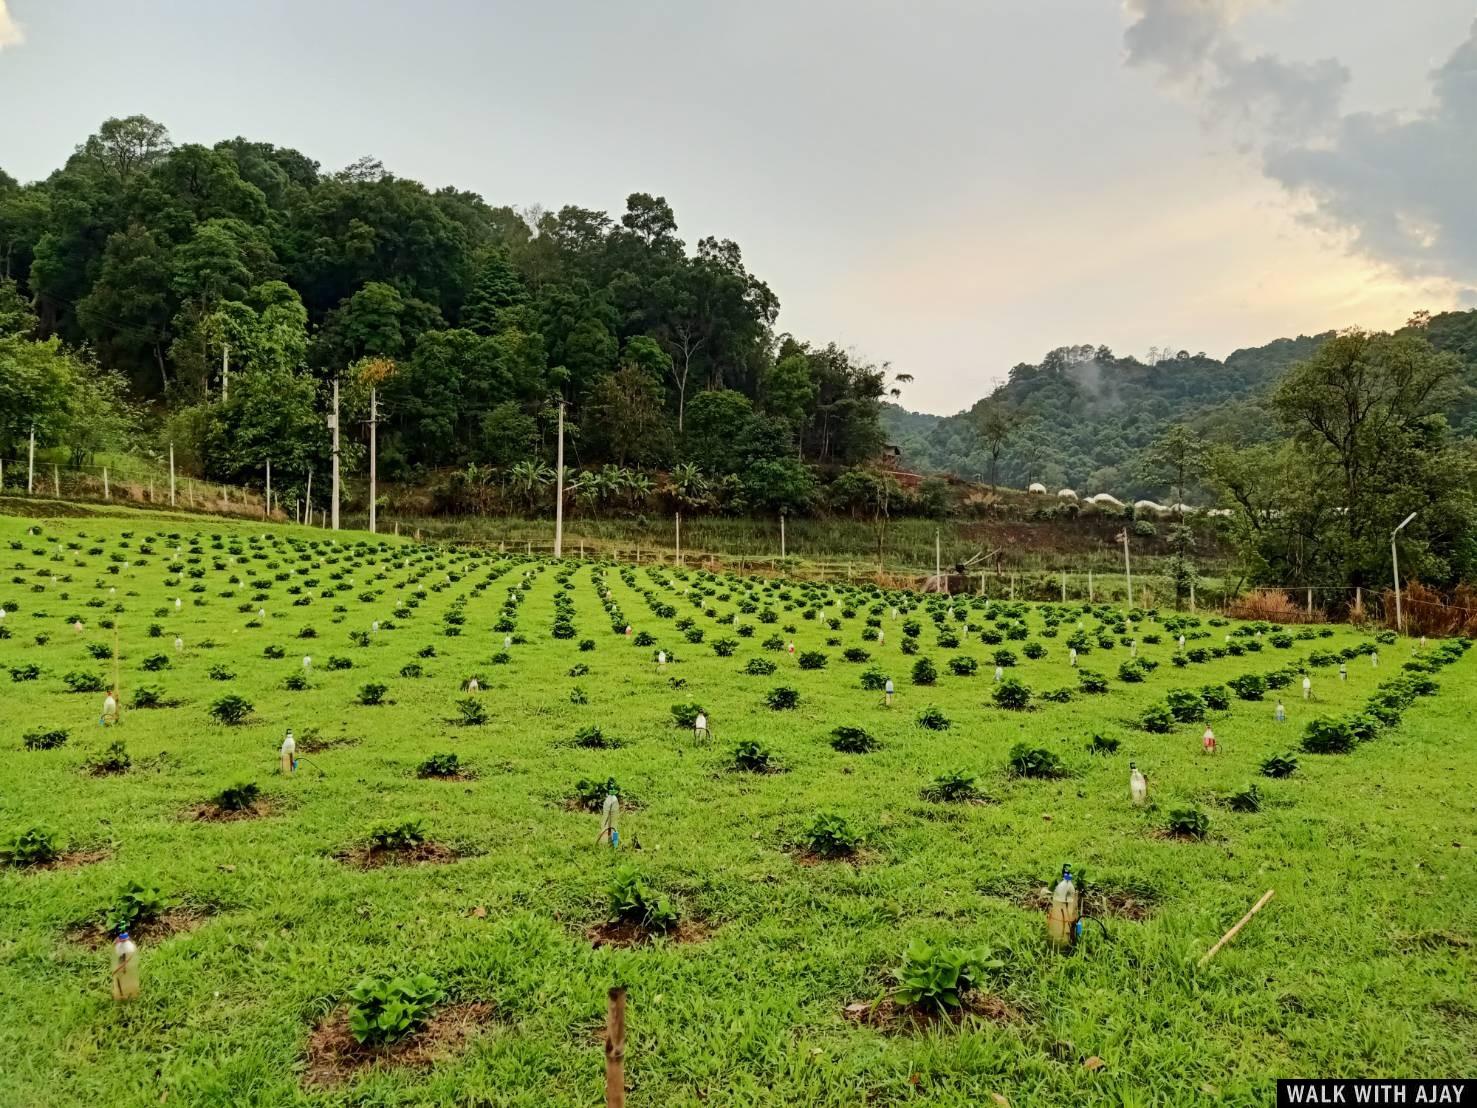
[1198, 889, 1275, 968]
[604, 986, 627, 1108]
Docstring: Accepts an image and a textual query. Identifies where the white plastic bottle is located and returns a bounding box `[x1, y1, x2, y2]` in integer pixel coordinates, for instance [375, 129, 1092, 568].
[1129, 762, 1147, 806]
[279, 729, 296, 774]
[599, 792, 619, 847]
[112, 931, 140, 1000]
[1047, 866, 1080, 948]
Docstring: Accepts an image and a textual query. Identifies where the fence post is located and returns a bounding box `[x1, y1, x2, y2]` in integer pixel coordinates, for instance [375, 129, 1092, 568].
[103, 467, 110, 499]
[1306, 588, 1313, 617]
[604, 985, 627, 1108]
[53, 464, 60, 497]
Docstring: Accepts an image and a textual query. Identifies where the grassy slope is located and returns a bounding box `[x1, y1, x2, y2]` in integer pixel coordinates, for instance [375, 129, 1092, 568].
[0, 510, 1473, 1107]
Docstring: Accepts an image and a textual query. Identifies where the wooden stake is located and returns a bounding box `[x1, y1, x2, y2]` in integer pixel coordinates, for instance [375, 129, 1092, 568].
[604, 985, 627, 1108]
[1198, 889, 1275, 967]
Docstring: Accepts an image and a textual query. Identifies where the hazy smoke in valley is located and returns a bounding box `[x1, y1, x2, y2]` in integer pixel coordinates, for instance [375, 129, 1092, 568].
[1123, 0, 1477, 300]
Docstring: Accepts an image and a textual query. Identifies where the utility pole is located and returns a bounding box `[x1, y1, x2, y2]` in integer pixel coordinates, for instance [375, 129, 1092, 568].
[222, 342, 230, 402]
[1121, 528, 1133, 609]
[330, 377, 341, 531]
[553, 399, 565, 557]
[1391, 511, 1417, 633]
[368, 389, 378, 534]
[675, 511, 682, 565]
[305, 470, 312, 525]
[169, 443, 176, 506]
[780, 513, 786, 559]
[27, 423, 34, 493]
[935, 529, 941, 582]
[265, 459, 271, 519]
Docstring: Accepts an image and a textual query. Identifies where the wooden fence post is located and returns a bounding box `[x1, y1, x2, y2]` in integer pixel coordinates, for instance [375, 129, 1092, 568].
[605, 986, 627, 1108]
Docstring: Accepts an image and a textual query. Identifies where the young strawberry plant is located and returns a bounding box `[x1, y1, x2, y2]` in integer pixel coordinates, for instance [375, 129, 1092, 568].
[893, 940, 1002, 1014]
[208, 695, 254, 726]
[915, 706, 951, 731]
[85, 740, 131, 775]
[1007, 743, 1066, 779]
[2, 827, 59, 867]
[368, 820, 426, 851]
[830, 726, 878, 754]
[732, 740, 774, 772]
[214, 782, 261, 812]
[607, 864, 678, 931]
[23, 728, 69, 750]
[347, 973, 444, 1046]
[1259, 752, 1299, 778]
[1226, 784, 1263, 813]
[418, 753, 462, 778]
[765, 686, 799, 710]
[1167, 807, 1210, 839]
[803, 812, 862, 857]
[921, 770, 979, 802]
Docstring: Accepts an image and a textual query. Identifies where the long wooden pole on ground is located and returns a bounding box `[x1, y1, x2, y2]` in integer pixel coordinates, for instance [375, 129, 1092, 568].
[1198, 889, 1275, 968]
[604, 986, 627, 1108]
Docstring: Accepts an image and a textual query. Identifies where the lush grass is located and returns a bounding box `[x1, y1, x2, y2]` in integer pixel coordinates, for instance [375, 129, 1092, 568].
[0, 510, 1473, 1107]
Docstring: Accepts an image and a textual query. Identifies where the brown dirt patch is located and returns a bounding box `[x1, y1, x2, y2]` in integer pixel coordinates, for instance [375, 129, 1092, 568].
[790, 847, 879, 867]
[842, 993, 1022, 1033]
[297, 733, 361, 754]
[586, 917, 710, 949]
[419, 771, 476, 782]
[188, 799, 273, 822]
[21, 848, 110, 872]
[69, 908, 204, 949]
[335, 841, 460, 869]
[303, 1001, 495, 1090]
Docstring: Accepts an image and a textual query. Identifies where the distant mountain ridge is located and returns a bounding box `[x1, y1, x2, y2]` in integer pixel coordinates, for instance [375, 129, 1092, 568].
[881, 311, 1477, 502]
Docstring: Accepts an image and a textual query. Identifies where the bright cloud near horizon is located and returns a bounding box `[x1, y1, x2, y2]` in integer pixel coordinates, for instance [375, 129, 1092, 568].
[0, 0, 1472, 414]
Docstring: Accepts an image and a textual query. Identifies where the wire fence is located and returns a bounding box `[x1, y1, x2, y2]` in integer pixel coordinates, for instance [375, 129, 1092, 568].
[0, 456, 279, 521]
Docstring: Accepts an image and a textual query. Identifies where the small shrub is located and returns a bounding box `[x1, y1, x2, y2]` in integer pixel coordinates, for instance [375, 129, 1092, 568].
[803, 813, 862, 857]
[1087, 733, 1119, 755]
[830, 725, 878, 753]
[1117, 660, 1146, 684]
[22, 729, 69, 756]
[1007, 743, 1065, 778]
[208, 695, 253, 726]
[765, 686, 799, 710]
[947, 655, 978, 677]
[368, 820, 426, 851]
[712, 637, 739, 657]
[1228, 673, 1267, 701]
[263, 644, 285, 659]
[607, 864, 678, 930]
[214, 782, 261, 812]
[326, 655, 353, 671]
[894, 940, 1002, 1014]
[3, 827, 59, 867]
[103, 882, 168, 936]
[1140, 704, 1175, 733]
[1302, 716, 1355, 754]
[357, 682, 389, 706]
[284, 672, 310, 691]
[732, 740, 774, 772]
[746, 657, 778, 676]
[1226, 784, 1263, 813]
[455, 697, 487, 726]
[922, 770, 978, 802]
[992, 648, 1018, 668]
[1077, 670, 1109, 694]
[843, 647, 870, 663]
[86, 740, 131, 775]
[567, 662, 590, 677]
[1167, 807, 1210, 839]
[859, 666, 887, 690]
[347, 973, 444, 1046]
[1260, 752, 1299, 778]
[1200, 684, 1230, 711]
[670, 702, 704, 728]
[1165, 688, 1207, 723]
[399, 662, 424, 678]
[574, 776, 620, 809]
[911, 657, 937, 685]
[797, 650, 827, 670]
[574, 724, 616, 749]
[418, 753, 462, 778]
[140, 654, 170, 672]
[63, 671, 106, 693]
[916, 706, 951, 731]
[992, 677, 1032, 710]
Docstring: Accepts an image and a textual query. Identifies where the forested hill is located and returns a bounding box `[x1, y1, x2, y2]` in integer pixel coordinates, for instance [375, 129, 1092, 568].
[883, 322, 1477, 500]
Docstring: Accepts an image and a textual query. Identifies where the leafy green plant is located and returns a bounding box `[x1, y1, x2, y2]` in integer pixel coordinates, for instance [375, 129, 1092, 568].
[947, 655, 978, 676]
[830, 725, 878, 753]
[357, 682, 388, 706]
[207, 664, 235, 681]
[1007, 743, 1065, 779]
[284, 672, 310, 691]
[1087, 733, 1120, 755]
[10, 663, 40, 682]
[3, 827, 59, 867]
[893, 940, 1002, 1014]
[455, 697, 487, 726]
[765, 686, 799, 710]
[214, 782, 261, 812]
[1260, 752, 1299, 778]
[1226, 784, 1262, 813]
[23, 728, 69, 750]
[208, 695, 254, 726]
[574, 776, 620, 810]
[368, 821, 426, 851]
[63, 671, 106, 693]
[797, 650, 827, 670]
[911, 657, 937, 685]
[574, 724, 616, 749]
[1200, 684, 1230, 711]
[732, 740, 774, 772]
[1140, 704, 1175, 733]
[670, 702, 704, 728]
[991, 677, 1031, 710]
[417, 753, 462, 778]
[139, 654, 169, 672]
[1228, 673, 1267, 700]
[86, 740, 131, 775]
[1077, 670, 1109, 694]
[1302, 716, 1355, 754]
[103, 881, 168, 936]
[803, 812, 862, 857]
[921, 770, 978, 802]
[347, 973, 444, 1046]
[1117, 660, 1147, 683]
[1165, 688, 1207, 723]
[607, 864, 678, 931]
[1167, 807, 1210, 839]
[916, 706, 951, 731]
[858, 666, 887, 689]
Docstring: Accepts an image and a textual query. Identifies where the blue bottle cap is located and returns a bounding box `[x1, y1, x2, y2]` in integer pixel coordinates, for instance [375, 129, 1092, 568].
[117, 930, 130, 940]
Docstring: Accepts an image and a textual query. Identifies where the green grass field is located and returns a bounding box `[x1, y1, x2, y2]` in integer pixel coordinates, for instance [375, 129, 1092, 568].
[1, 509, 1473, 1107]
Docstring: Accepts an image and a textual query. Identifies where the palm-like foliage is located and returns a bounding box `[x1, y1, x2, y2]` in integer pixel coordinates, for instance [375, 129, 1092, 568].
[506, 460, 553, 511]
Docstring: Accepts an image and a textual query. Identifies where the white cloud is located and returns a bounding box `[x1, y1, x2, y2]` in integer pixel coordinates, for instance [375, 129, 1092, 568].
[1123, 0, 1477, 297]
[0, 1, 23, 51]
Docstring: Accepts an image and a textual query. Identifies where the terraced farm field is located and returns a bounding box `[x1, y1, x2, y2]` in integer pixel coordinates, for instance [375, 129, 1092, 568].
[1, 510, 1474, 1107]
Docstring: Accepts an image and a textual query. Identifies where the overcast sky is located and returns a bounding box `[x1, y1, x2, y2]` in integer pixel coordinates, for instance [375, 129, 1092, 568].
[2, 0, 1474, 414]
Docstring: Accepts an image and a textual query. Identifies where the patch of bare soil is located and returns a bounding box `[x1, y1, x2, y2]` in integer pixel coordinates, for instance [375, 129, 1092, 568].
[419, 771, 476, 782]
[335, 842, 460, 869]
[790, 847, 879, 867]
[23, 848, 110, 872]
[297, 733, 361, 754]
[69, 908, 204, 949]
[586, 917, 710, 949]
[188, 799, 273, 822]
[842, 992, 1022, 1033]
[303, 1002, 495, 1089]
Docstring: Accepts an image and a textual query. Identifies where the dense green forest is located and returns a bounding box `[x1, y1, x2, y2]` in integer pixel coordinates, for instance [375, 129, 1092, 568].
[2, 116, 1475, 592]
[0, 115, 904, 518]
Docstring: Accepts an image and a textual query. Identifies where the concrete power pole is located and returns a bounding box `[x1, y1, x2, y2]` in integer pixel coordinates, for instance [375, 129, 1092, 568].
[553, 399, 565, 557]
[27, 423, 35, 493]
[265, 458, 272, 519]
[222, 343, 230, 402]
[330, 377, 341, 531]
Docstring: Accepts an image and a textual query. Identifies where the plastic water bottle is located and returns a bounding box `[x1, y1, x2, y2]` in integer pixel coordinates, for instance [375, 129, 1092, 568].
[112, 931, 140, 1000]
[1047, 865, 1081, 948]
[279, 729, 296, 774]
[1274, 700, 1285, 723]
[1129, 762, 1147, 806]
[1202, 726, 1217, 754]
[600, 792, 619, 846]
